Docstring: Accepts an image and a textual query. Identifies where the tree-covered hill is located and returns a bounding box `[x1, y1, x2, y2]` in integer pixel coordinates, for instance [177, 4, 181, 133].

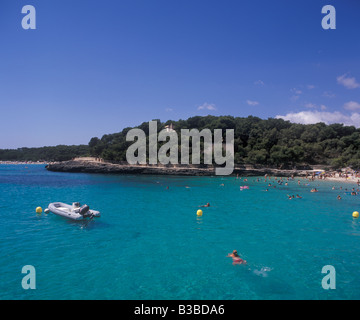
[0, 145, 89, 162]
[88, 115, 360, 169]
[1, 115, 360, 169]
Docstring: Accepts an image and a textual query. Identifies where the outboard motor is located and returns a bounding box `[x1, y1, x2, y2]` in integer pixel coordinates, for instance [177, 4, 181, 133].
[79, 204, 90, 216]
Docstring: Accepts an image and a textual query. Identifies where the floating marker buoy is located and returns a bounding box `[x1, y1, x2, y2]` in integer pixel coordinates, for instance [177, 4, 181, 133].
[197, 209, 203, 216]
[353, 211, 359, 218]
[44, 208, 50, 214]
[36, 207, 42, 214]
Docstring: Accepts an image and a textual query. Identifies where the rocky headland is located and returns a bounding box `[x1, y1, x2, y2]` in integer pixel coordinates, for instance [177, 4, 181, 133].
[45, 159, 311, 177]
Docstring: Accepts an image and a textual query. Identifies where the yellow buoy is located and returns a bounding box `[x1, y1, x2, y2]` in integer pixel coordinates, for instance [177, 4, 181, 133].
[353, 211, 359, 218]
[36, 206, 42, 214]
[197, 209, 203, 216]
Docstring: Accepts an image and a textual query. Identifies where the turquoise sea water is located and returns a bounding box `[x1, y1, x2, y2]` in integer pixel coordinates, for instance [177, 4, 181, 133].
[1, 164, 360, 300]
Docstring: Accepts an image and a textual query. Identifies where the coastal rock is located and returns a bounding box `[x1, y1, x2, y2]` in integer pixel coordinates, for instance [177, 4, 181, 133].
[45, 160, 309, 177]
[46, 161, 215, 175]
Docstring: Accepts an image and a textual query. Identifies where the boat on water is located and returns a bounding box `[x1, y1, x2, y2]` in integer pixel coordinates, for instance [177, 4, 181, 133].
[47, 202, 100, 220]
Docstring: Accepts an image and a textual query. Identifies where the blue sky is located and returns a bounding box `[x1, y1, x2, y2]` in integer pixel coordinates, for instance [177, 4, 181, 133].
[0, 0, 359, 148]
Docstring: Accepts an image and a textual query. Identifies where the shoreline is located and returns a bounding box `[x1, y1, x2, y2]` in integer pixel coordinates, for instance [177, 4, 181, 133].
[316, 176, 360, 185]
[0, 161, 48, 165]
[1, 159, 358, 184]
[43, 159, 360, 184]
[45, 160, 307, 177]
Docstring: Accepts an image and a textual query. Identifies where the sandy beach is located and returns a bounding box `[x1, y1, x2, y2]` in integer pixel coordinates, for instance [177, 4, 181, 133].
[303, 169, 360, 185]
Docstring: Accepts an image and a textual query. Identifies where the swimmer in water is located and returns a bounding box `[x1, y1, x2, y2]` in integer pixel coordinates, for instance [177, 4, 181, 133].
[199, 203, 210, 207]
[227, 250, 246, 265]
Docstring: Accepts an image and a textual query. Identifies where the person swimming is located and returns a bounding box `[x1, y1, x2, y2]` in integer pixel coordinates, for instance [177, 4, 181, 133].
[199, 203, 210, 207]
[227, 250, 246, 265]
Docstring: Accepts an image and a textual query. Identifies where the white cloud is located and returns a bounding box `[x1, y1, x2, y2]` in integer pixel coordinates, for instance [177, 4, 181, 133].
[343, 101, 360, 111]
[197, 102, 216, 111]
[323, 91, 336, 98]
[304, 103, 316, 109]
[246, 100, 259, 106]
[307, 85, 315, 90]
[165, 107, 174, 112]
[290, 88, 302, 101]
[290, 95, 300, 102]
[304, 103, 327, 110]
[254, 80, 264, 86]
[276, 110, 360, 128]
[337, 74, 360, 89]
[291, 88, 302, 95]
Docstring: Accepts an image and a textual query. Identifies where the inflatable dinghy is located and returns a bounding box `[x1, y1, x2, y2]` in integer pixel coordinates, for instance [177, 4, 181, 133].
[48, 202, 100, 220]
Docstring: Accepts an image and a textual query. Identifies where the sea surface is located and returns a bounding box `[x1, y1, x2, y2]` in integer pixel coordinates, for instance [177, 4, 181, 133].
[1, 164, 360, 300]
